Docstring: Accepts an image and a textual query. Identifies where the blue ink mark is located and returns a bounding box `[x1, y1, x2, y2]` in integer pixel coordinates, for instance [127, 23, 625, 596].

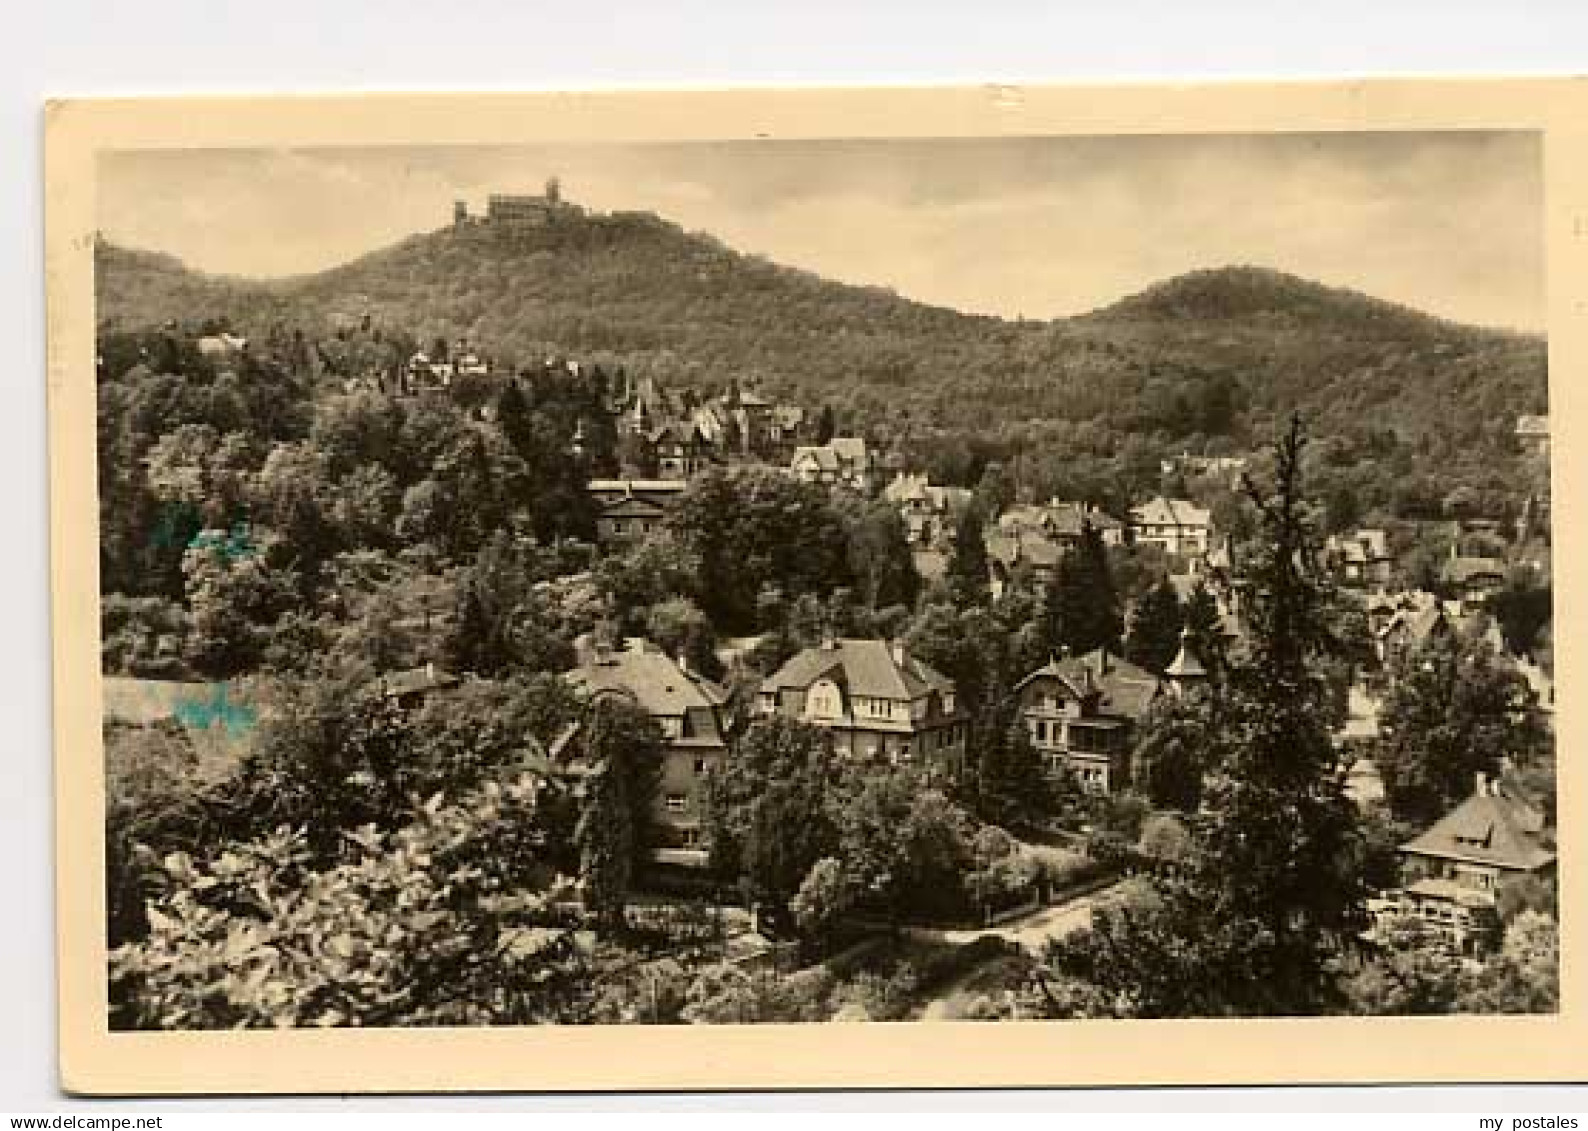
[173, 683, 257, 737]
[187, 520, 258, 563]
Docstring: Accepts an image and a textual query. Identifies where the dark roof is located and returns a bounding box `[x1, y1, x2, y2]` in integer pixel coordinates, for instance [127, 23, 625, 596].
[645, 419, 703, 446]
[1444, 556, 1506, 585]
[1402, 786, 1554, 872]
[1015, 649, 1160, 721]
[761, 639, 954, 702]
[1047, 502, 1124, 537]
[566, 644, 728, 718]
[600, 496, 668, 519]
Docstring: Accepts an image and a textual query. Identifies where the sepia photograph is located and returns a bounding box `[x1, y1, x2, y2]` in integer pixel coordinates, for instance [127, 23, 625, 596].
[42, 83, 1584, 1093]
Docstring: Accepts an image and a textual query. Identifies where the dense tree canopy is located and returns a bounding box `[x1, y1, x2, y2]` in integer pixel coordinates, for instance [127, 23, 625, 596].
[1377, 632, 1550, 827]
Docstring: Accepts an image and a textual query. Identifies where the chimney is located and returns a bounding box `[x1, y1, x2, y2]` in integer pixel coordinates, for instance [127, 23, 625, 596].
[890, 639, 908, 668]
[1475, 771, 1488, 798]
[425, 660, 435, 682]
[677, 651, 691, 676]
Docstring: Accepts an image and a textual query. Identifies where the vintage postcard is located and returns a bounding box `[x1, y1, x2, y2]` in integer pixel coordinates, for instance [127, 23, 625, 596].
[45, 80, 1588, 1094]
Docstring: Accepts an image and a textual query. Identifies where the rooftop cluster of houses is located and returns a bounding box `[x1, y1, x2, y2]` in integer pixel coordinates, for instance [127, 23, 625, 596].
[609, 373, 812, 476]
[325, 619, 1221, 873]
[789, 437, 876, 493]
[402, 340, 492, 393]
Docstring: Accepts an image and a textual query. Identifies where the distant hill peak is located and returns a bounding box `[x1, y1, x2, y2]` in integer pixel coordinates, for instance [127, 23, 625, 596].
[1088, 264, 1446, 329]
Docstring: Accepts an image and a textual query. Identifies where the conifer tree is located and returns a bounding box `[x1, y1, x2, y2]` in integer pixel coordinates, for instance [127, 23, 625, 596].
[1045, 416, 1370, 1017]
[1041, 525, 1123, 658]
[573, 698, 663, 933]
[945, 504, 991, 609]
[1125, 577, 1184, 674]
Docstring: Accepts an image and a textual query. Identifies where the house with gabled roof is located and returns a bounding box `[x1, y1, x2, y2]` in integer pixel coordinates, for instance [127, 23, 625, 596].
[588, 478, 686, 543]
[757, 638, 967, 773]
[1388, 774, 1556, 951]
[789, 444, 842, 485]
[1516, 414, 1549, 458]
[1046, 501, 1128, 549]
[1131, 496, 1213, 558]
[644, 419, 710, 479]
[827, 437, 872, 489]
[790, 438, 872, 492]
[559, 639, 732, 866]
[884, 472, 971, 546]
[1013, 649, 1162, 793]
[1443, 553, 1507, 609]
[1325, 528, 1394, 588]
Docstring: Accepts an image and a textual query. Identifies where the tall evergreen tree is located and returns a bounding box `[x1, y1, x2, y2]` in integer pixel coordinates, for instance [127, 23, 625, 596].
[1125, 577, 1184, 674]
[944, 504, 991, 609]
[1045, 416, 1370, 1018]
[1041, 525, 1122, 658]
[971, 712, 1052, 832]
[446, 579, 498, 676]
[815, 404, 837, 444]
[1181, 580, 1226, 677]
[573, 698, 663, 933]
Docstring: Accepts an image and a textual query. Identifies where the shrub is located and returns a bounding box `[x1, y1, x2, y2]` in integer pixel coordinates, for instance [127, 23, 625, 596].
[105, 719, 235, 946]
[1023, 843, 1108, 898]
[109, 772, 581, 1029]
[838, 963, 922, 1021]
[680, 963, 838, 1024]
[102, 595, 190, 678]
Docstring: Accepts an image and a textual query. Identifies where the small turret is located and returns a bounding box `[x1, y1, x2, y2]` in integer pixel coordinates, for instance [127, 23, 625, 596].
[1165, 627, 1207, 693]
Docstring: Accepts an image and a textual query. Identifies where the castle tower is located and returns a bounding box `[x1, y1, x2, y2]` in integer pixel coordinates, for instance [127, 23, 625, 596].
[453, 200, 468, 226]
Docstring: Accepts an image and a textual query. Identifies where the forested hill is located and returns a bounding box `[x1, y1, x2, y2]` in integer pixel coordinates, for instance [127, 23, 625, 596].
[94, 207, 1547, 455]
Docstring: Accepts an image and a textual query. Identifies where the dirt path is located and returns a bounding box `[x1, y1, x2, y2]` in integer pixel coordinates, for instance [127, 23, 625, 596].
[915, 885, 1120, 1021]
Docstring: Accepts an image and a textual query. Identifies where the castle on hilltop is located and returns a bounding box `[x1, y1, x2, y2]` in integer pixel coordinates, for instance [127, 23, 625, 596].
[454, 177, 577, 228]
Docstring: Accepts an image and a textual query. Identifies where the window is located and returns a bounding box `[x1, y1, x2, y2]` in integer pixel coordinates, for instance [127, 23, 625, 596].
[664, 794, 688, 813]
[693, 757, 709, 775]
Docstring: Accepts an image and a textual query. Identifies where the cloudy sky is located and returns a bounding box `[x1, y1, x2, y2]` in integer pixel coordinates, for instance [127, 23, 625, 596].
[99, 131, 1543, 331]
